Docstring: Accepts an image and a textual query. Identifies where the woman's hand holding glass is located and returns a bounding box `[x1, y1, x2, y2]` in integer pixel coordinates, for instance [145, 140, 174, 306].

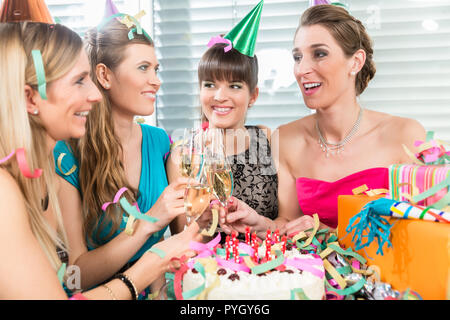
[182, 128, 211, 226]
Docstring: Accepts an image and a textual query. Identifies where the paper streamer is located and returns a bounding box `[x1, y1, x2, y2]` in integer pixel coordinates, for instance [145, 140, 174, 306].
[101, 187, 129, 211]
[128, 27, 152, 42]
[57, 263, 66, 284]
[190, 232, 221, 252]
[31, 50, 47, 100]
[285, 258, 325, 279]
[174, 264, 189, 300]
[119, 197, 159, 224]
[207, 35, 232, 52]
[325, 277, 366, 296]
[216, 257, 250, 273]
[290, 288, 310, 300]
[147, 247, 166, 259]
[56, 153, 77, 176]
[301, 213, 320, 248]
[15, 148, 43, 179]
[1, 149, 43, 179]
[0, 150, 15, 164]
[250, 250, 284, 275]
[200, 208, 219, 236]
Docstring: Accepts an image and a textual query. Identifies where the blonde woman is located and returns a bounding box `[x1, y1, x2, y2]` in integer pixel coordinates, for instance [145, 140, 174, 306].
[0, 21, 199, 300]
[54, 17, 189, 297]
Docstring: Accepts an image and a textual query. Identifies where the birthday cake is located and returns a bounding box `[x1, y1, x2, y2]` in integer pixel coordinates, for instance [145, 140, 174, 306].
[180, 231, 325, 300]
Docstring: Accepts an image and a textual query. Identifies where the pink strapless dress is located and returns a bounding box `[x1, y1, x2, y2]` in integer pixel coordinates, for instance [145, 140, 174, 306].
[296, 167, 389, 229]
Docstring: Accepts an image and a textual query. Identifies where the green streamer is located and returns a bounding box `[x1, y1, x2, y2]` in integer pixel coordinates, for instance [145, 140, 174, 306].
[31, 50, 47, 100]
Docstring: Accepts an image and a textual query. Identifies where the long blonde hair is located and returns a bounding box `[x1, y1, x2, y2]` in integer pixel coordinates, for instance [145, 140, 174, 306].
[0, 22, 81, 271]
[76, 19, 154, 247]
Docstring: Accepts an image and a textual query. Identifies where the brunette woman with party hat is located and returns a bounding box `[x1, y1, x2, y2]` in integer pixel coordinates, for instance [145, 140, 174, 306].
[167, 1, 279, 241]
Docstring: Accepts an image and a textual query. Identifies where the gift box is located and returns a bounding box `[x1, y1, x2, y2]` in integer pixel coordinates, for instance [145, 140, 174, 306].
[338, 195, 450, 300]
[388, 164, 450, 208]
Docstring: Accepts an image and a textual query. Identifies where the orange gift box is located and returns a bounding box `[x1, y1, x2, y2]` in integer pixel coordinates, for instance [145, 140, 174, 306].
[337, 195, 450, 300]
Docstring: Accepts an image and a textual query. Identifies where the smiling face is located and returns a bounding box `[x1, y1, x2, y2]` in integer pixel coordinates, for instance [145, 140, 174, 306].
[200, 79, 258, 129]
[293, 24, 357, 110]
[35, 50, 101, 142]
[107, 43, 160, 117]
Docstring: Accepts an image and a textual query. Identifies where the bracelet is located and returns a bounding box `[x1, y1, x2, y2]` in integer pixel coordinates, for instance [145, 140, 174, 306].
[114, 273, 138, 300]
[102, 284, 117, 300]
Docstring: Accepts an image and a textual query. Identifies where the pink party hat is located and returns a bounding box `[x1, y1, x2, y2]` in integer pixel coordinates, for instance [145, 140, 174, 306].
[104, 0, 119, 18]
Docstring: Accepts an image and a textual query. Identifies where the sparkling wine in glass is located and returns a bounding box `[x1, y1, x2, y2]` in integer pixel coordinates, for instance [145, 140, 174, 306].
[206, 128, 234, 208]
[180, 128, 203, 178]
[183, 130, 210, 226]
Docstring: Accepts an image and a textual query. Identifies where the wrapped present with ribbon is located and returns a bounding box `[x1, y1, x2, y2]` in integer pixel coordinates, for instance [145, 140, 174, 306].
[388, 164, 450, 210]
[393, 131, 450, 210]
[338, 194, 450, 299]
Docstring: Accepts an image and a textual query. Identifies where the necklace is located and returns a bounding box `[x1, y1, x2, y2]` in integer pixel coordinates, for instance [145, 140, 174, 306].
[316, 106, 363, 158]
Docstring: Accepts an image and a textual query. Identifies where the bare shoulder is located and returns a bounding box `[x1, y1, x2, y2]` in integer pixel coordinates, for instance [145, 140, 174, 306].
[273, 115, 314, 170]
[276, 115, 314, 146]
[374, 111, 426, 145]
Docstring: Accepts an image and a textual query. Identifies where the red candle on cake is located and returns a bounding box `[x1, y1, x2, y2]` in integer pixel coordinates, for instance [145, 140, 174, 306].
[273, 229, 279, 243]
[281, 235, 287, 254]
[265, 229, 271, 243]
[233, 238, 239, 263]
[225, 235, 230, 260]
[245, 227, 250, 245]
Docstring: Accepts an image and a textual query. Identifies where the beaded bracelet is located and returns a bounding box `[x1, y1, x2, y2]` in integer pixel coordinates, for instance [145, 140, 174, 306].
[114, 273, 138, 300]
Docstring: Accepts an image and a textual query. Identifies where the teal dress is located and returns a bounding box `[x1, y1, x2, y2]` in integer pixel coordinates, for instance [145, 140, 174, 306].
[54, 124, 171, 298]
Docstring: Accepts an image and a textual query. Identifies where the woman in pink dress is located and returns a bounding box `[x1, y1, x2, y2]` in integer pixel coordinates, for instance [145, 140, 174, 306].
[220, 4, 426, 237]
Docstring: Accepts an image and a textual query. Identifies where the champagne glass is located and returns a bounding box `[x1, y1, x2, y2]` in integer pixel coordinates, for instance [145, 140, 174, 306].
[206, 128, 234, 208]
[180, 128, 203, 178]
[183, 129, 211, 226]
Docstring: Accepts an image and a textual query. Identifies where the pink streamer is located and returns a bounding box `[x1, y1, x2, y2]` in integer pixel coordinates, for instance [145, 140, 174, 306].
[0, 150, 16, 164]
[15, 148, 42, 179]
[189, 232, 221, 252]
[285, 258, 325, 279]
[238, 242, 254, 256]
[216, 256, 250, 273]
[1, 149, 42, 179]
[207, 35, 232, 52]
[101, 187, 129, 211]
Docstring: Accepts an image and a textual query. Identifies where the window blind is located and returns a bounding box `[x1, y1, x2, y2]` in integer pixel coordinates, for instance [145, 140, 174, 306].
[152, 0, 450, 140]
[45, 0, 141, 35]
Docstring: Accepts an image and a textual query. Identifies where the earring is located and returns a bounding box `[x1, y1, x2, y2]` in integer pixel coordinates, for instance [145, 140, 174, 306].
[104, 83, 110, 89]
[351, 71, 356, 76]
[33, 110, 39, 115]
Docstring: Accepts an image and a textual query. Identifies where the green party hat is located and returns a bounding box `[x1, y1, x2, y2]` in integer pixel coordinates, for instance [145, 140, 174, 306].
[223, 0, 263, 57]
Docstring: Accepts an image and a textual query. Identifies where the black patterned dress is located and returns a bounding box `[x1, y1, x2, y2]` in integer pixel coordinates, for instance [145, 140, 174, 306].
[227, 126, 278, 221]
